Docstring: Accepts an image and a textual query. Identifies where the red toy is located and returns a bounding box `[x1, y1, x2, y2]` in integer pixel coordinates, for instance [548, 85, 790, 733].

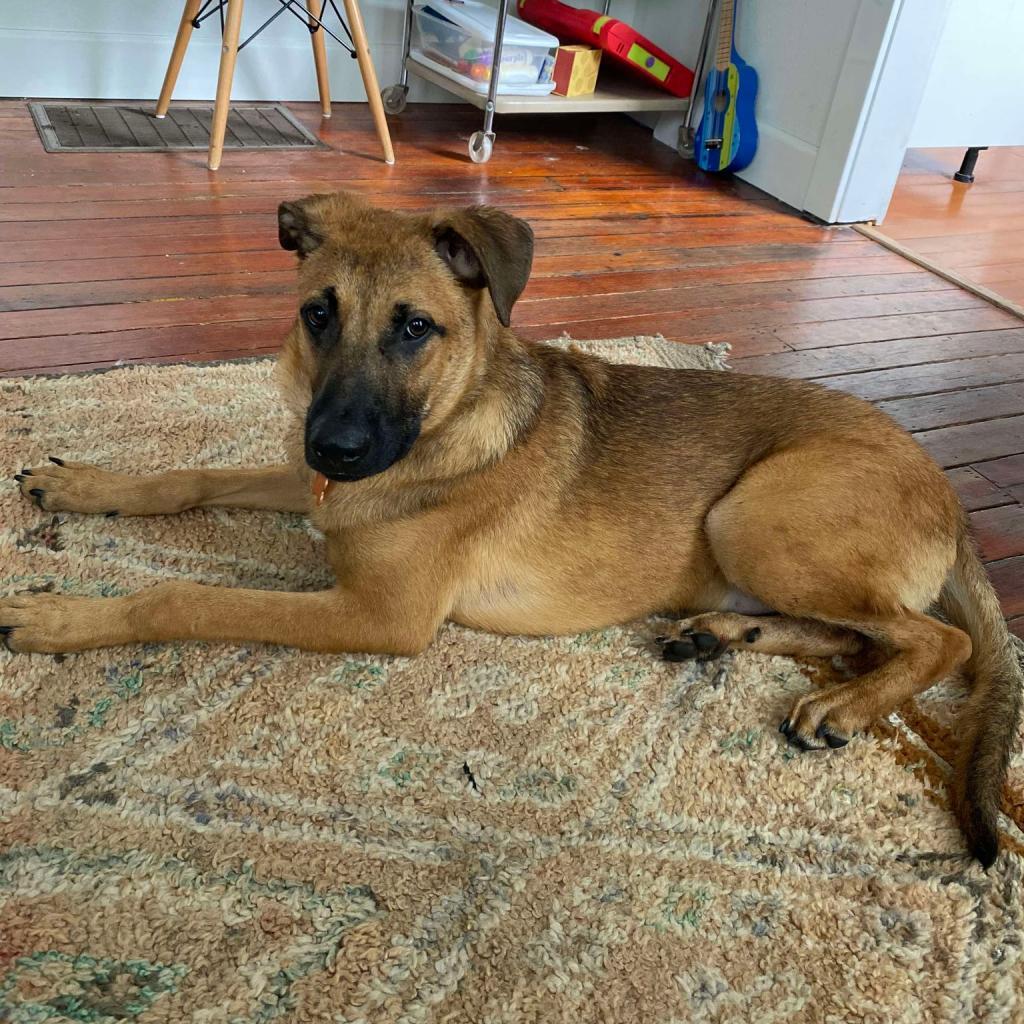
[517, 0, 693, 97]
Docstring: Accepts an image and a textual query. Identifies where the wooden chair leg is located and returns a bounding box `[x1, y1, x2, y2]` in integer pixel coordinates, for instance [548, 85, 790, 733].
[306, 0, 332, 118]
[156, 0, 203, 117]
[340, 0, 395, 165]
[207, 0, 245, 171]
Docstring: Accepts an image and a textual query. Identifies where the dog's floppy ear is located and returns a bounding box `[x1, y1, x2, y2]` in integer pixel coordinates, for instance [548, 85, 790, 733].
[432, 206, 534, 327]
[278, 196, 326, 258]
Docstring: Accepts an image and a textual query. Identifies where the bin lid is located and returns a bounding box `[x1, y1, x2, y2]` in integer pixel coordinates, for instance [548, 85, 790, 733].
[416, 0, 559, 49]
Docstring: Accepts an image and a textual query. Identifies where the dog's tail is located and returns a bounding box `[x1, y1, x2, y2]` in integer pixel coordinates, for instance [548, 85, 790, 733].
[939, 527, 1023, 867]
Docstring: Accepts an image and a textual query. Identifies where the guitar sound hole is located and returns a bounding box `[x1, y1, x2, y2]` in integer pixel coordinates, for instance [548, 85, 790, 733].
[712, 91, 729, 113]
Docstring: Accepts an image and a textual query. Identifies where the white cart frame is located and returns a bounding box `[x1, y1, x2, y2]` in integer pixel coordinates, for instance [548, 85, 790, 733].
[381, 0, 690, 162]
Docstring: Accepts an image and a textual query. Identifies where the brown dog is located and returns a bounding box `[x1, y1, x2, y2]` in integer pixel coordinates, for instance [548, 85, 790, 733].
[5, 192, 1021, 865]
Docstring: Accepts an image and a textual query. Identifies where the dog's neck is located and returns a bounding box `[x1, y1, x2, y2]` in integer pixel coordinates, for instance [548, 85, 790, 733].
[418, 326, 545, 480]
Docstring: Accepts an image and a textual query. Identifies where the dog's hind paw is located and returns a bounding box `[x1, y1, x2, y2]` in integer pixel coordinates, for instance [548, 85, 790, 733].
[659, 628, 726, 662]
[780, 684, 861, 752]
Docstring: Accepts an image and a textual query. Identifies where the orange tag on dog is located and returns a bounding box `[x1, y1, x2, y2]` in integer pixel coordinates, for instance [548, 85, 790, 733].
[311, 471, 332, 507]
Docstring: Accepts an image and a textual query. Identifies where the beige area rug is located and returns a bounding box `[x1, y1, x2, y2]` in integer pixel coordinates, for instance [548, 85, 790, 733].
[1, 337, 1023, 1023]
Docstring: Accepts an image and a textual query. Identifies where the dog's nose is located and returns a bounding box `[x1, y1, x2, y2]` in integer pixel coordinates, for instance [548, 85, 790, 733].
[310, 425, 372, 464]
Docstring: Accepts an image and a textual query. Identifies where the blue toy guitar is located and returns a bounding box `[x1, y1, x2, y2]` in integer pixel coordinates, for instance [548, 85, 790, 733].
[694, 0, 758, 173]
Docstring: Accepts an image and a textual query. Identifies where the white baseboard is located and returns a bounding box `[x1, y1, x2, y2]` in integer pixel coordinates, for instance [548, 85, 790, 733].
[735, 122, 818, 214]
[646, 111, 819, 216]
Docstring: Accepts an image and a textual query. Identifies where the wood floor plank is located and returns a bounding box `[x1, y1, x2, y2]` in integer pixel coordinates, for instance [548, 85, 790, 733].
[878, 381, 1024, 431]
[947, 467, 1018, 512]
[0, 294, 294, 342]
[723, 307, 1020, 353]
[732, 328, 1024, 379]
[986, 557, 1024, 617]
[0, 250, 293, 288]
[517, 288, 982, 333]
[822, 353, 1024, 402]
[523, 268, 949, 305]
[914, 415, 1024, 469]
[0, 321, 287, 373]
[974, 454, 1024, 488]
[0, 270, 295, 314]
[969, 504, 1024, 561]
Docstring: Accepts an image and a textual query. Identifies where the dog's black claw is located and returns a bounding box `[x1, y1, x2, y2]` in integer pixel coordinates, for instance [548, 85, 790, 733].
[28, 488, 43, 497]
[662, 638, 698, 662]
[816, 723, 849, 748]
[20, 469, 32, 477]
[779, 719, 791, 736]
[104, 510, 119, 518]
[744, 627, 762, 643]
[654, 634, 668, 645]
[0, 626, 12, 635]
[48, 456, 65, 466]
[786, 732, 820, 752]
[14, 474, 26, 483]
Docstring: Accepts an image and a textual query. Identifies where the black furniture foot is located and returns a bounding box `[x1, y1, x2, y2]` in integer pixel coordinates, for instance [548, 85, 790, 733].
[954, 146, 988, 184]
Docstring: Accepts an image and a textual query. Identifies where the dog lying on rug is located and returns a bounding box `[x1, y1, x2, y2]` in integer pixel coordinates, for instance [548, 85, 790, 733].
[5, 192, 1020, 865]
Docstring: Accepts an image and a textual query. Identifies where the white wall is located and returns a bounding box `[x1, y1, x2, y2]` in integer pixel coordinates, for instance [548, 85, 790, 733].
[909, 0, 1024, 149]
[0, 0, 451, 104]
[0, 0, 633, 107]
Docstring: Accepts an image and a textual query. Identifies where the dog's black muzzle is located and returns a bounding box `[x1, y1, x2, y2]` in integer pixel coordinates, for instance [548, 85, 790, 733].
[304, 385, 420, 482]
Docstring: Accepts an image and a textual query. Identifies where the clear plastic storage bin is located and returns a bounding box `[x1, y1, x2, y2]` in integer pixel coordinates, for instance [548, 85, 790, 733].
[411, 0, 558, 96]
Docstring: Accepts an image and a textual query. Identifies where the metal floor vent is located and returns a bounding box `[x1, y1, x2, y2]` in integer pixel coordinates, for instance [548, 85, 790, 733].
[29, 102, 326, 153]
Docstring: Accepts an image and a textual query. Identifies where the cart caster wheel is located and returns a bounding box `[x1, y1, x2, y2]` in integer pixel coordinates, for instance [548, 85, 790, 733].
[381, 84, 408, 115]
[677, 125, 696, 160]
[468, 131, 494, 163]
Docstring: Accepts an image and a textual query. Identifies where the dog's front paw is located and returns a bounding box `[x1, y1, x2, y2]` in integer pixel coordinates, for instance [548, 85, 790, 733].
[14, 457, 122, 516]
[0, 593, 116, 654]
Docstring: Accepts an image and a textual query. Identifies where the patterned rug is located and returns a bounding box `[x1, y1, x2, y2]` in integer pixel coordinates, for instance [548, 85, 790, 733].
[2, 337, 1022, 1023]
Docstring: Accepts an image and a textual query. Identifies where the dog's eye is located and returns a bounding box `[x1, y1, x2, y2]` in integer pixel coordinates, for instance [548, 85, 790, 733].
[303, 303, 330, 332]
[403, 317, 432, 342]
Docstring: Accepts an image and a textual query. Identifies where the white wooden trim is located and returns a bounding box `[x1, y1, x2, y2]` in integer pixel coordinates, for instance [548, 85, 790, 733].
[802, 0, 953, 223]
[855, 224, 1024, 321]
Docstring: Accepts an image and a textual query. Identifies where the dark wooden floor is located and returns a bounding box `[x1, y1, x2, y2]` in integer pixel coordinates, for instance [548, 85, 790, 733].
[0, 100, 1020, 635]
